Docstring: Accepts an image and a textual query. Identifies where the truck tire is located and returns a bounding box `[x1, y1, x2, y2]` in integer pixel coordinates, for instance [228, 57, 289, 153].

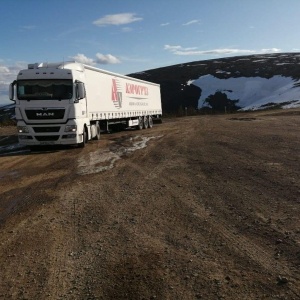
[148, 115, 153, 128]
[94, 122, 101, 140]
[143, 116, 149, 129]
[136, 117, 143, 130]
[79, 127, 88, 148]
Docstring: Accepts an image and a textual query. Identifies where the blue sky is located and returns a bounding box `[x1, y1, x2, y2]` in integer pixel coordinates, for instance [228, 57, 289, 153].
[1, 0, 300, 105]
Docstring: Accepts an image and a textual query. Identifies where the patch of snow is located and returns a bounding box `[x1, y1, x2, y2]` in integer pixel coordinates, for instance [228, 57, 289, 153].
[253, 59, 267, 63]
[282, 100, 300, 109]
[216, 70, 231, 75]
[189, 74, 300, 110]
[191, 64, 207, 66]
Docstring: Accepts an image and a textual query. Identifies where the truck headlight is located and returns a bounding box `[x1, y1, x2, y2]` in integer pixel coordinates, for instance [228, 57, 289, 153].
[65, 125, 77, 132]
[17, 126, 29, 133]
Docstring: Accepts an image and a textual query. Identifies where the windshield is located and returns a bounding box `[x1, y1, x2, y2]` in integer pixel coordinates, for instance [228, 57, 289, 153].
[17, 79, 73, 100]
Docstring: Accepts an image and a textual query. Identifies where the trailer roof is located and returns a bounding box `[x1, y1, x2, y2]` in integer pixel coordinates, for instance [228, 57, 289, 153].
[82, 63, 160, 87]
[26, 61, 160, 87]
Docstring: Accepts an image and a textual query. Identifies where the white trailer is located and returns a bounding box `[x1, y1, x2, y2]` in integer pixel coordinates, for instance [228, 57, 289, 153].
[9, 62, 162, 149]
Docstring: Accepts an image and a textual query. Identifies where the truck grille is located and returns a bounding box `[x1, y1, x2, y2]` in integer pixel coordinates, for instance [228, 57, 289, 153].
[33, 126, 60, 133]
[35, 135, 60, 141]
[25, 109, 65, 120]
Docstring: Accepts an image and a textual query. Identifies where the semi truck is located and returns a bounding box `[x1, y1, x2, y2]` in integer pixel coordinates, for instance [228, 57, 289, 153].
[9, 61, 162, 149]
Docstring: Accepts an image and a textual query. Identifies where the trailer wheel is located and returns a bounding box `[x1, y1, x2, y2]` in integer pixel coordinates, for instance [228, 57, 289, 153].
[136, 117, 143, 130]
[148, 116, 153, 128]
[143, 116, 149, 129]
[79, 126, 88, 148]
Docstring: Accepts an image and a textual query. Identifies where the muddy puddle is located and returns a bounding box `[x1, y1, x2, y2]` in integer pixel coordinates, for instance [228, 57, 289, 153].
[77, 135, 162, 175]
[0, 142, 28, 156]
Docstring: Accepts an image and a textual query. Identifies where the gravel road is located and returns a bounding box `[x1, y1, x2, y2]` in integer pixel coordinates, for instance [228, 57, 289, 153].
[0, 110, 299, 299]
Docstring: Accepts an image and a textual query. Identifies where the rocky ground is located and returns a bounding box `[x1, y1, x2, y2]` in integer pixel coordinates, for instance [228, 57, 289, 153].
[0, 110, 299, 300]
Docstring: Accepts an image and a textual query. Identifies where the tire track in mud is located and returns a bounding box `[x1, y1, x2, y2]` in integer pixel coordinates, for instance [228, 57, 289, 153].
[1, 115, 300, 299]
[0, 148, 84, 299]
[0, 131, 164, 299]
[17, 132, 166, 299]
[42, 187, 81, 300]
[47, 130, 183, 299]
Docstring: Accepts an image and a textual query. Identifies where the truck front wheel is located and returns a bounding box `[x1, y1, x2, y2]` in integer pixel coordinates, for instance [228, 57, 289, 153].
[79, 126, 88, 148]
[93, 122, 101, 140]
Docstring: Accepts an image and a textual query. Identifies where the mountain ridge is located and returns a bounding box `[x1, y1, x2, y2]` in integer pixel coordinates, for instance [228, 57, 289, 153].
[2, 52, 300, 122]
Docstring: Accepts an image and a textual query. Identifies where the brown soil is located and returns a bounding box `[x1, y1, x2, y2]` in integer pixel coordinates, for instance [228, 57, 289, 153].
[0, 110, 300, 300]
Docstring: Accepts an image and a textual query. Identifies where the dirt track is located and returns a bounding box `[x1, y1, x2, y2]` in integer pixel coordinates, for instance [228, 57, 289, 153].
[0, 110, 299, 300]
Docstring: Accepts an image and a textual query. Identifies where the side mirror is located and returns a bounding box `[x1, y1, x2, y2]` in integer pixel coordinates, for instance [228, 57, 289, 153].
[76, 82, 86, 100]
[9, 80, 17, 102]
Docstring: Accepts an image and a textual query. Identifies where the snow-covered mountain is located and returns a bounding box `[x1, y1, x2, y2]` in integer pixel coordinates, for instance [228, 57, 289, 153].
[129, 52, 300, 113]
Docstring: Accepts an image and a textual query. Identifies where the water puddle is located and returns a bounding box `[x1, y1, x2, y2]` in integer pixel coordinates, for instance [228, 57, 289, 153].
[0, 143, 28, 156]
[77, 135, 162, 175]
[77, 149, 120, 175]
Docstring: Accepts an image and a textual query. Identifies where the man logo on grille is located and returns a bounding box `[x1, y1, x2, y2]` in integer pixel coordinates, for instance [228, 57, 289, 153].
[111, 79, 122, 109]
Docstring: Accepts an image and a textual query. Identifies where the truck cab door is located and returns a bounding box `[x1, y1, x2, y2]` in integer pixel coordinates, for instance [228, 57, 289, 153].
[75, 81, 88, 117]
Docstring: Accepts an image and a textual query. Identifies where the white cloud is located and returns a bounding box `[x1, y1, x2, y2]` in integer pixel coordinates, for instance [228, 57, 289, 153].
[164, 45, 182, 51]
[183, 20, 199, 26]
[95, 53, 121, 64]
[164, 45, 198, 52]
[93, 13, 142, 26]
[70, 53, 121, 65]
[164, 44, 199, 53]
[0, 62, 27, 105]
[0, 62, 26, 84]
[0, 66, 9, 73]
[71, 53, 96, 66]
[160, 22, 170, 26]
[164, 45, 281, 56]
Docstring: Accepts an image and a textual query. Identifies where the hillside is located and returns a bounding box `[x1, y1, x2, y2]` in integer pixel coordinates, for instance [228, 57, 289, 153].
[128, 52, 300, 113]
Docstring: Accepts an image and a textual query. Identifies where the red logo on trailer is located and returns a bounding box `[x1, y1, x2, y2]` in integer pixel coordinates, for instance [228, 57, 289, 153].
[126, 83, 148, 96]
[111, 79, 122, 109]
